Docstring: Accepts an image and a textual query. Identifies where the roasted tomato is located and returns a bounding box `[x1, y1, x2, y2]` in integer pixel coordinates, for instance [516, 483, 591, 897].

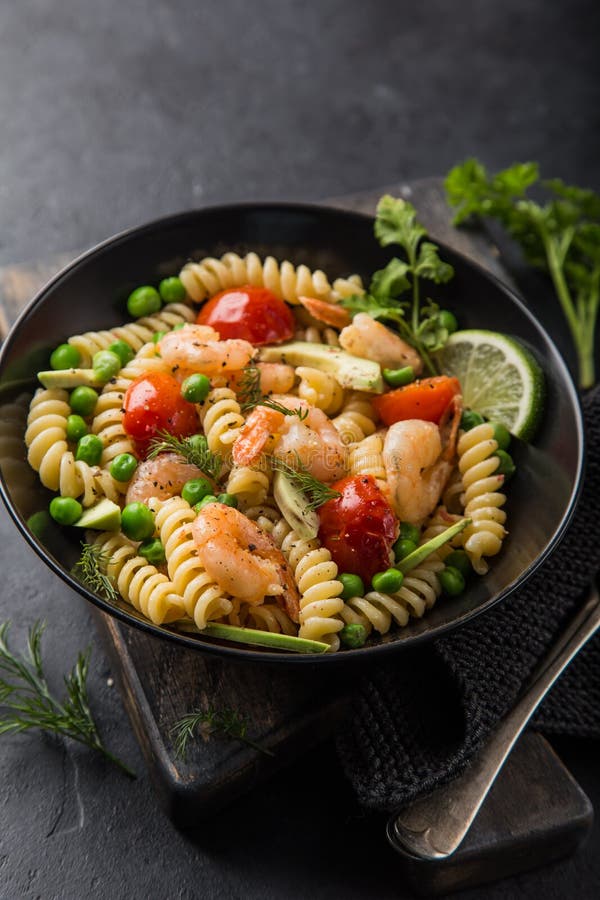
[196, 285, 294, 345]
[123, 371, 198, 457]
[318, 474, 397, 585]
[372, 375, 461, 426]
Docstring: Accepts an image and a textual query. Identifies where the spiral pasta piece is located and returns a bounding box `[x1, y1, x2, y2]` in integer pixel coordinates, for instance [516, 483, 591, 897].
[92, 343, 172, 466]
[294, 324, 341, 346]
[180, 251, 357, 306]
[457, 423, 507, 574]
[57, 453, 123, 506]
[67, 302, 195, 366]
[198, 386, 245, 460]
[296, 366, 345, 414]
[151, 496, 233, 629]
[224, 598, 297, 635]
[271, 518, 344, 651]
[25, 388, 70, 490]
[348, 433, 387, 492]
[91, 531, 185, 624]
[332, 392, 378, 444]
[226, 464, 271, 508]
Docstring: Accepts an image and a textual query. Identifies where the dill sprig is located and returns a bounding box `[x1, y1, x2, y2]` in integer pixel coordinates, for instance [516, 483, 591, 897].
[238, 365, 308, 419]
[0, 620, 134, 777]
[170, 704, 274, 759]
[73, 542, 119, 603]
[147, 431, 222, 479]
[270, 455, 341, 510]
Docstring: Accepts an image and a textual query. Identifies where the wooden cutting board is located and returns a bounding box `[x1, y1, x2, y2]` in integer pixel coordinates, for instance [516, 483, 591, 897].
[0, 179, 592, 894]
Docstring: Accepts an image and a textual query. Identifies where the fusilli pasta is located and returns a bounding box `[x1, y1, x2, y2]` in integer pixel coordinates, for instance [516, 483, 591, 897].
[332, 392, 378, 444]
[296, 366, 345, 414]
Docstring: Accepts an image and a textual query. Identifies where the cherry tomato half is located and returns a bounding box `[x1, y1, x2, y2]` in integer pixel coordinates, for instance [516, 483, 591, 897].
[319, 475, 397, 585]
[123, 371, 198, 457]
[372, 375, 461, 426]
[196, 286, 295, 345]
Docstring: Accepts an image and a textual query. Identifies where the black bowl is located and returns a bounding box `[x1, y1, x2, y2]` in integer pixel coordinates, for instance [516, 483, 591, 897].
[0, 203, 584, 665]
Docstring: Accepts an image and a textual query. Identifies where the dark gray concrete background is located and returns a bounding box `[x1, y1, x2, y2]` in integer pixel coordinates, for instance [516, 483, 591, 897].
[1, 1, 599, 898]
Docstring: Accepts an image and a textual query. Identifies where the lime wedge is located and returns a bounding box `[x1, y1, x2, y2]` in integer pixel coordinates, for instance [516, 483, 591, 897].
[435, 330, 545, 440]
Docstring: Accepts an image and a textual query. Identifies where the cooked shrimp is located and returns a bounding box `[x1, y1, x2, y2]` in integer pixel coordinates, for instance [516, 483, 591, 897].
[233, 396, 348, 482]
[256, 362, 296, 395]
[125, 452, 210, 505]
[192, 503, 300, 621]
[298, 296, 351, 329]
[383, 399, 461, 523]
[339, 313, 423, 373]
[158, 324, 255, 377]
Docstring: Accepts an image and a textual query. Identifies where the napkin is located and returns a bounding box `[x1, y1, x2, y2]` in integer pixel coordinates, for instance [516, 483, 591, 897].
[337, 386, 600, 811]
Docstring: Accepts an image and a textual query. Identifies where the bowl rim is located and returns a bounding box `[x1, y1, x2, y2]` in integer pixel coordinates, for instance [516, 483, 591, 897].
[0, 201, 586, 665]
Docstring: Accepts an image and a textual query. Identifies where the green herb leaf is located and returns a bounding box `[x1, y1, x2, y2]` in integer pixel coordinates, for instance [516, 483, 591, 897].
[147, 431, 222, 478]
[370, 258, 411, 300]
[270, 455, 341, 510]
[73, 542, 119, 603]
[0, 620, 134, 776]
[445, 158, 600, 387]
[414, 241, 454, 284]
[170, 705, 274, 759]
[238, 365, 308, 419]
[374, 194, 426, 258]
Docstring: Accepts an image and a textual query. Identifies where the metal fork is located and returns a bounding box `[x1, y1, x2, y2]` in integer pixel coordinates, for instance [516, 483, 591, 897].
[387, 582, 600, 860]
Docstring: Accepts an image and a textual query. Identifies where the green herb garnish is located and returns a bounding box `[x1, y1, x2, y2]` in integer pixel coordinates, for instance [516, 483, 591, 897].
[270, 455, 341, 510]
[342, 195, 455, 375]
[0, 620, 134, 777]
[73, 542, 119, 603]
[170, 704, 274, 759]
[147, 431, 222, 479]
[238, 365, 308, 419]
[445, 158, 600, 388]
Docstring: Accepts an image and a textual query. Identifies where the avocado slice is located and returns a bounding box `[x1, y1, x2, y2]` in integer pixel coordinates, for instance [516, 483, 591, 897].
[74, 498, 121, 531]
[38, 368, 104, 390]
[273, 470, 319, 540]
[259, 341, 384, 393]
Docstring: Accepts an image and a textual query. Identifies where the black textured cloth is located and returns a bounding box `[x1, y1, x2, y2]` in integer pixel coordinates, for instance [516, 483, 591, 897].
[337, 386, 600, 812]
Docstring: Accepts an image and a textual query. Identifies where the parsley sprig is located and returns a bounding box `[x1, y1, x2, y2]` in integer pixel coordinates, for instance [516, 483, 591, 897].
[73, 542, 119, 603]
[342, 195, 455, 375]
[147, 431, 222, 479]
[445, 158, 600, 388]
[270, 455, 341, 510]
[170, 705, 274, 759]
[238, 365, 308, 419]
[0, 621, 134, 777]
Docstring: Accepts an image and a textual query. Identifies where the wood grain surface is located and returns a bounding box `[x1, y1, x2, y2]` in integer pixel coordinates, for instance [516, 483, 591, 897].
[0, 180, 592, 890]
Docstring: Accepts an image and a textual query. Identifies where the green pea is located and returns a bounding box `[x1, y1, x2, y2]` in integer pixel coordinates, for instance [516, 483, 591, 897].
[152, 330, 166, 344]
[399, 522, 421, 544]
[371, 568, 404, 593]
[127, 285, 162, 318]
[138, 538, 166, 566]
[159, 276, 186, 303]
[93, 350, 121, 382]
[444, 550, 472, 579]
[490, 422, 511, 451]
[181, 478, 214, 506]
[382, 366, 415, 388]
[217, 493, 239, 508]
[187, 434, 209, 455]
[121, 502, 155, 542]
[496, 449, 516, 481]
[27, 510, 52, 539]
[338, 573, 365, 601]
[194, 494, 218, 512]
[66, 414, 89, 443]
[393, 537, 418, 562]
[181, 373, 211, 403]
[50, 343, 80, 370]
[109, 453, 138, 482]
[108, 340, 134, 366]
[69, 386, 98, 417]
[439, 309, 458, 334]
[75, 434, 103, 466]
[49, 496, 83, 526]
[439, 565, 466, 596]
[339, 623, 368, 649]
[461, 409, 485, 431]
